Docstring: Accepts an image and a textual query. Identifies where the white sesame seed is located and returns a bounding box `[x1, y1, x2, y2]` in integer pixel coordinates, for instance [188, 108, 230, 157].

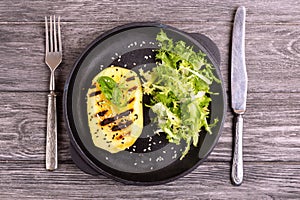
[156, 156, 164, 162]
[148, 147, 151, 151]
[133, 62, 136, 66]
[159, 141, 162, 144]
[140, 44, 143, 47]
[149, 55, 152, 58]
[117, 59, 121, 62]
[144, 56, 148, 60]
[143, 149, 147, 152]
[105, 157, 108, 160]
[142, 41, 146, 44]
[115, 53, 118, 56]
[111, 57, 115, 60]
[150, 167, 153, 170]
[134, 163, 137, 166]
[149, 158, 152, 161]
[124, 64, 127, 67]
[134, 42, 137, 46]
[163, 150, 166, 154]
[171, 147, 174, 150]
[141, 160, 144, 163]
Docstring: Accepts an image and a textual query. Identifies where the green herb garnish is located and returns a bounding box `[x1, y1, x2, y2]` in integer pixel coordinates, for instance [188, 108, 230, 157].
[97, 76, 125, 107]
[140, 30, 219, 159]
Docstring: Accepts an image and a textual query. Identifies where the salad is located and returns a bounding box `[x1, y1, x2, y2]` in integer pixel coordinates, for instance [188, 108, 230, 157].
[140, 30, 219, 159]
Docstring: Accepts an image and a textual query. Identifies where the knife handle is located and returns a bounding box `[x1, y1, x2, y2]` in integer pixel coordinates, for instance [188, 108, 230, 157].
[231, 114, 243, 186]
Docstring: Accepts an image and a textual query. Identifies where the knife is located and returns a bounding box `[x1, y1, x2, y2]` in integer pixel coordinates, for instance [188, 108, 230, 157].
[231, 6, 247, 186]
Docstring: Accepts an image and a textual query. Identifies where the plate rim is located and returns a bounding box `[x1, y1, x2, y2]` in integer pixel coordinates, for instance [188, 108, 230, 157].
[63, 22, 227, 185]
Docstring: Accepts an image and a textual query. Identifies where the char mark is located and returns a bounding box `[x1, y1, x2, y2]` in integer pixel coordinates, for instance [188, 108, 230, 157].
[115, 131, 131, 140]
[100, 109, 133, 126]
[89, 90, 101, 97]
[128, 86, 138, 92]
[111, 120, 133, 131]
[89, 84, 97, 89]
[126, 76, 135, 82]
[95, 110, 108, 117]
[127, 97, 135, 104]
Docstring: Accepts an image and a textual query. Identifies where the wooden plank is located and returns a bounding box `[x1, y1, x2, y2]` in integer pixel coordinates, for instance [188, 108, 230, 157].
[1, 22, 300, 92]
[0, 161, 299, 199]
[0, 0, 300, 24]
[0, 91, 299, 162]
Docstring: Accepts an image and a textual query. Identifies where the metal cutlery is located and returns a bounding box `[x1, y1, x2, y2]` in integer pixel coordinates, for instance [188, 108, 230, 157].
[44, 16, 62, 171]
[231, 6, 247, 186]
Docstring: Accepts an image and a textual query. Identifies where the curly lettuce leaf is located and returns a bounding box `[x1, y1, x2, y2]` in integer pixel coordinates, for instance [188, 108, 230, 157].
[140, 29, 219, 159]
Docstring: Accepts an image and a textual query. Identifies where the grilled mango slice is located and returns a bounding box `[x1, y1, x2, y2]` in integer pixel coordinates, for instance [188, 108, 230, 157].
[87, 66, 143, 153]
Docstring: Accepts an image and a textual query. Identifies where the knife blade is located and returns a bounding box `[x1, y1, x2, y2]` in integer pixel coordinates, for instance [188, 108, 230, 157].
[231, 6, 247, 186]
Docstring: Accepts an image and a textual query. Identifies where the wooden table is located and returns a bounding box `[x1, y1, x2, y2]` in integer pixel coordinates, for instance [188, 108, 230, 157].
[1, 1, 299, 199]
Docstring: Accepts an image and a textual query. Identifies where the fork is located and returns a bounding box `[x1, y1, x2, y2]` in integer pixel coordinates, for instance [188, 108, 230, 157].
[44, 16, 62, 171]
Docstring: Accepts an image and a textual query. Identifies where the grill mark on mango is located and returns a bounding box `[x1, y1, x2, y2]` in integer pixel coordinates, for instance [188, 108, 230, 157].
[95, 110, 108, 117]
[128, 86, 138, 92]
[127, 97, 135, 104]
[100, 109, 133, 126]
[111, 120, 133, 131]
[126, 76, 135, 82]
[89, 90, 102, 97]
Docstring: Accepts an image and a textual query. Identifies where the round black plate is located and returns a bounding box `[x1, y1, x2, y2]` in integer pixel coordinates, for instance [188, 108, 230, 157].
[63, 22, 226, 185]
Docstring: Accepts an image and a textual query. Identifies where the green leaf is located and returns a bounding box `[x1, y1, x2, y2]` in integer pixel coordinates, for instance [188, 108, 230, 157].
[97, 76, 125, 107]
[140, 29, 220, 159]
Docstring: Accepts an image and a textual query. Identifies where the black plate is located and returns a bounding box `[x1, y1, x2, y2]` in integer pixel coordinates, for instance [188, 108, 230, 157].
[63, 22, 226, 185]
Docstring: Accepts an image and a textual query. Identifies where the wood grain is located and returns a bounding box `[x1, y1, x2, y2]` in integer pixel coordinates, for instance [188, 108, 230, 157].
[1, 0, 300, 199]
[0, 92, 299, 162]
[0, 162, 299, 199]
[1, 22, 300, 93]
[1, 0, 300, 24]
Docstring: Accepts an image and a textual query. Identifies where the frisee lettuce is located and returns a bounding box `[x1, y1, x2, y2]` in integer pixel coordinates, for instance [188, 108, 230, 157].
[140, 29, 219, 159]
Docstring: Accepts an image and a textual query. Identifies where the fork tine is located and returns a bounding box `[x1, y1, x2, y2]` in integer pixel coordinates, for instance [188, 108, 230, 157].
[53, 16, 57, 52]
[58, 16, 62, 52]
[45, 16, 49, 53]
[50, 16, 53, 52]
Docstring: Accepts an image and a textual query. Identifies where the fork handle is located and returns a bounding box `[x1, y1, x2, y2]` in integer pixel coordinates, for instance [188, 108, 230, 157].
[46, 90, 57, 171]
